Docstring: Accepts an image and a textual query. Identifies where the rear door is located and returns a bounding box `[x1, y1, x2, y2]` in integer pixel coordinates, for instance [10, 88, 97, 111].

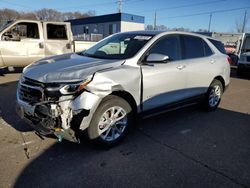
[180, 35, 215, 97]
[43, 22, 73, 56]
[0, 21, 44, 67]
[141, 34, 188, 111]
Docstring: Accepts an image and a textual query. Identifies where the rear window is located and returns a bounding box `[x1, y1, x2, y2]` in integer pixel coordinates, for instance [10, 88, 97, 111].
[182, 35, 212, 59]
[47, 24, 68, 40]
[208, 39, 226, 54]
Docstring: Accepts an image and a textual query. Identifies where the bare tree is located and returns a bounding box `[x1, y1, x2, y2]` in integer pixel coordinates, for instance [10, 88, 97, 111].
[234, 19, 243, 33]
[0, 9, 19, 26]
[36, 8, 63, 21]
[145, 24, 168, 31]
[0, 8, 95, 28]
[234, 13, 249, 33]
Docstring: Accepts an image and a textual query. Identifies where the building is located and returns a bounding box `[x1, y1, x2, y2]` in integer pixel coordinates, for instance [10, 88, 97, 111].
[66, 13, 145, 41]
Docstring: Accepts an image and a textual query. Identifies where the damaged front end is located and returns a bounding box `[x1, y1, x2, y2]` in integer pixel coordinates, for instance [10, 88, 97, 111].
[16, 76, 100, 143]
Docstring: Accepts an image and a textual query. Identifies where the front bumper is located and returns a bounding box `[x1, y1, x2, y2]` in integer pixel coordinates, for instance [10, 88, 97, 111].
[16, 87, 102, 143]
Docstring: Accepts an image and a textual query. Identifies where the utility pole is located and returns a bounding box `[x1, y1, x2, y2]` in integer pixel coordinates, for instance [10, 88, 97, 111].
[241, 10, 247, 33]
[153, 11, 157, 30]
[208, 13, 212, 32]
[118, 0, 122, 13]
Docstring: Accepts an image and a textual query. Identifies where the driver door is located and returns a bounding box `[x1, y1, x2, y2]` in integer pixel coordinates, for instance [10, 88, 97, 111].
[0, 21, 44, 67]
[141, 34, 188, 111]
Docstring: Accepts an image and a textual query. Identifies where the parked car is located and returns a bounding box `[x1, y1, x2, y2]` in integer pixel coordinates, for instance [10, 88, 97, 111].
[237, 52, 250, 76]
[16, 31, 230, 147]
[0, 20, 95, 68]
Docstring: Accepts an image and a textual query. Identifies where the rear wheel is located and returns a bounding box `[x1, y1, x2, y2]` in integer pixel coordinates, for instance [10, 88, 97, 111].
[205, 79, 223, 111]
[88, 95, 133, 147]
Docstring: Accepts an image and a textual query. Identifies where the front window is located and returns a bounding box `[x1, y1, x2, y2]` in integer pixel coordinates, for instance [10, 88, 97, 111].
[82, 33, 154, 59]
[148, 35, 182, 61]
[0, 21, 13, 33]
[2, 22, 39, 41]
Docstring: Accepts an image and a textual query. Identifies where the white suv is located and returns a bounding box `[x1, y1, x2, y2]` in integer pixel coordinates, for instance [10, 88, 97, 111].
[16, 31, 230, 146]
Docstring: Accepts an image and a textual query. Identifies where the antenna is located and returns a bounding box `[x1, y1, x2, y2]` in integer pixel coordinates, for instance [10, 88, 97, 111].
[208, 13, 212, 32]
[153, 11, 157, 30]
[118, 0, 122, 13]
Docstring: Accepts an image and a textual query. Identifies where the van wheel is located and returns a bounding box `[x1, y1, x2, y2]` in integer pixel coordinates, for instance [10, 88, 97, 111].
[205, 79, 223, 111]
[88, 95, 133, 147]
[237, 68, 244, 77]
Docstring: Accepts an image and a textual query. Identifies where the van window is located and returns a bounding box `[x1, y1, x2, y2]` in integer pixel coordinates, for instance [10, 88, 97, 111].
[208, 39, 226, 54]
[47, 24, 68, 40]
[148, 35, 182, 61]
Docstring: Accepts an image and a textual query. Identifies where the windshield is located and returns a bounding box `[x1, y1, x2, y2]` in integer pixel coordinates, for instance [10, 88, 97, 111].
[82, 33, 154, 59]
[0, 21, 14, 33]
[242, 36, 250, 53]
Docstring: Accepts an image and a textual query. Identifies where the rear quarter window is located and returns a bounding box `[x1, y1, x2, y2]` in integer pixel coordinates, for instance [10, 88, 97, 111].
[208, 39, 226, 54]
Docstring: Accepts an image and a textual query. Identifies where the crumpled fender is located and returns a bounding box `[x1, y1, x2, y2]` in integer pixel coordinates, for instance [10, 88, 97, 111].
[69, 74, 123, 133]
[69, 65, 141, 139]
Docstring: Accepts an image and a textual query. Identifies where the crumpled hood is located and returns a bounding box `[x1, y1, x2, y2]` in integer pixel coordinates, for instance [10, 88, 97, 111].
[23, 53, 124, 83]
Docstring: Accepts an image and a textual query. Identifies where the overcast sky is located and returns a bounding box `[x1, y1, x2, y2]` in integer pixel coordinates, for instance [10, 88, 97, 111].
[0, 0, 249, 32]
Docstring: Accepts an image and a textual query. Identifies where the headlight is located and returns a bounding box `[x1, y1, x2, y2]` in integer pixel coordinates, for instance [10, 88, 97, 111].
[59, 78, 92, 95]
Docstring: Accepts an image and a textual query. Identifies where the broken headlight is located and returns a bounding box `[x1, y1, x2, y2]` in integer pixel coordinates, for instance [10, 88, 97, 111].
[59, 79, 92, 95]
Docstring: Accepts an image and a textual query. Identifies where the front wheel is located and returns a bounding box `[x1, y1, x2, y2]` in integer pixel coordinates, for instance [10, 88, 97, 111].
[205, 79, 223, 111]
[88, 95, 133, 147]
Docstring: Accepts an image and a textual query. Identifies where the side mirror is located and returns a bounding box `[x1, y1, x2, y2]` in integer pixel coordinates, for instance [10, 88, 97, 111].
[146, 53, 170, 63]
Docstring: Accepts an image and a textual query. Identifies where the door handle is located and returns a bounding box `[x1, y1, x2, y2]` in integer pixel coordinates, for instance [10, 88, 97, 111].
[176, 65, 186, 70]
[210, 59, 216, 64]
[39, 42, 44, 49]
[66, 43, 71, 49]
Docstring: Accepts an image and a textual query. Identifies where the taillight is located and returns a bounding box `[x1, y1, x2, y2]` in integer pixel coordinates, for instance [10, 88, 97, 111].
[227, 57, 233, 65]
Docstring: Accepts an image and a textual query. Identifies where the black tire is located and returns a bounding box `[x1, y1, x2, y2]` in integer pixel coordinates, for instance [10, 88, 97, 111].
[88, 95, 133, 147]
[237, 68, 244, 77]
[204, 79, 223, 111]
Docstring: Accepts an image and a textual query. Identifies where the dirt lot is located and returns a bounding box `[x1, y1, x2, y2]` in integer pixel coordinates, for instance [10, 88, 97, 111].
[0, 68, 249, 188]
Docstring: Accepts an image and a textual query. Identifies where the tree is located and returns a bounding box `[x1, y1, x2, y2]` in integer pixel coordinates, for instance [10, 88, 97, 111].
[36, 8, 63, 21]
[145, 24, 168, 31]
[234, 12, 249, 33]
[0, 8, 95, 28]
[0, 9, 19, 26]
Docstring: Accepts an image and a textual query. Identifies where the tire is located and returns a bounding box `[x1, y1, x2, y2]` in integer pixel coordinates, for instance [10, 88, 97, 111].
[237, 68, 244, 77]
[88, 95, 133, 147]
[205, 79, 223, 111]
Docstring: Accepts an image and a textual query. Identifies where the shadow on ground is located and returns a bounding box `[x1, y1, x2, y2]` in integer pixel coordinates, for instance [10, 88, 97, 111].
[13, 107, 250, 188]
[0, 80, 32, 132]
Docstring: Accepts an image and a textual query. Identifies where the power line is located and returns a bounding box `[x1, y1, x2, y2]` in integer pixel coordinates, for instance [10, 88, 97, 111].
[148, 6, 250, 20]
[137, 0, 227, 13]
[57, 0, 140, 11]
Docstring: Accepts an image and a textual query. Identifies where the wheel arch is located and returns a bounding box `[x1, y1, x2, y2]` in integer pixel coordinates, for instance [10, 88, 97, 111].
[109, 90, 138, 115]
[212, 76, 225, 91]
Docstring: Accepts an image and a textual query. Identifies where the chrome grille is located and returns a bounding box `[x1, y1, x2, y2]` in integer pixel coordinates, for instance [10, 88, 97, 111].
[18, 77, 44, 104]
